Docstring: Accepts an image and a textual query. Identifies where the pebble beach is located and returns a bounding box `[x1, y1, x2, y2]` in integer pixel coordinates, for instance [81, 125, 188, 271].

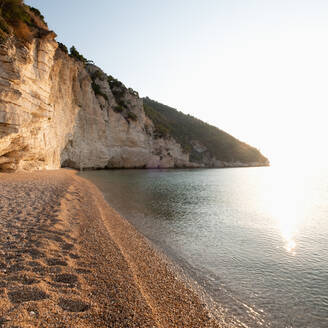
[0, 169, 226, 327]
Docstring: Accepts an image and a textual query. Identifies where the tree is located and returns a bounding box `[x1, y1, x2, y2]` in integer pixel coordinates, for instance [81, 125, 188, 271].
[69, 46, 87, 63]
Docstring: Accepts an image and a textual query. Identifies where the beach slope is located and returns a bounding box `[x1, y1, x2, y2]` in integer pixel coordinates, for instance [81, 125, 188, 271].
[0, 170, 225, 327]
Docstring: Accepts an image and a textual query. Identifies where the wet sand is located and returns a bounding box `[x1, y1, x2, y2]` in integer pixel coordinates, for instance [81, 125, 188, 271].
[0, 169, 228, 327]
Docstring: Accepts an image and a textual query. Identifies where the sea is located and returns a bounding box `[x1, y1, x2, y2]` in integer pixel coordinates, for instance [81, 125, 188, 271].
[79, 167, 328, 328]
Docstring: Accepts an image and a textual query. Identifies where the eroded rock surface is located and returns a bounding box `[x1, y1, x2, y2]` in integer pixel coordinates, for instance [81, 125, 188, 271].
[0, 36, 191, 172]
[0, 35, 268, 172]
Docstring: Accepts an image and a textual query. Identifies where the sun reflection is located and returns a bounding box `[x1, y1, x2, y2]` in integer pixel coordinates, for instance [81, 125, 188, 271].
[281, 226, 297, 254]
[276, 209, 298, 255]
[263, 165, 308, 255]
[285, 239, 296, 253]
[278, 211, 298, 254]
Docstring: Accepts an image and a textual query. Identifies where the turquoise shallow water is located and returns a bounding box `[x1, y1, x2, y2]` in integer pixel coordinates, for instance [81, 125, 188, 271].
[79, 167, 328, 328]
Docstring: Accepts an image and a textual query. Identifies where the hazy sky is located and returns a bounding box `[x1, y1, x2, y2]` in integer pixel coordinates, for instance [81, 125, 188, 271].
[25, 0, 328, 165]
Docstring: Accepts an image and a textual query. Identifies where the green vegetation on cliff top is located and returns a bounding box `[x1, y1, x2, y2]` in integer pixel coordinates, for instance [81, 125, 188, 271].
[0, 0, 48, 42]
[143, 97, 268, 164]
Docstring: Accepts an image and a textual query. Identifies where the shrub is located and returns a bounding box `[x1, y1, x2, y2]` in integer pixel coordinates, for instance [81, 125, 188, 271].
[91, 81, 101, 94]
[107, 75, 124, 89]
[0, 27, 7, 43]
[28, 6, 44, 21]
[0, 15, 9, 33]
[106, 74, 139, 112]
[0, 13, 10, 43]
[0, 0, 35, 41]
[143, 103, 170, 138]
[116, 99, 127, 109]
[155, 125, 170, 138]
[112, 88, 125, 101]
[14, 19, 32, 40]
[69, 46, 87, 63]
[128, 87, 139, 97]
[127, 111, 137, 121]
[91, 82, 108, 101]
[57, 42, 68, 54]
[102, 93, 109, 101]
[91, 70, 105, 81]
[0, 0, 30, 26]
[0, 1, 52, 42]
[113, 105, 124, 113]
[27, 5, 48, 28]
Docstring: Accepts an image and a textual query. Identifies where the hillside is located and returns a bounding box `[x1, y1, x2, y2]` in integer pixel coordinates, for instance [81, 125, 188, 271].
[0, 0, 269, 171]
[144, 98, 269, 166]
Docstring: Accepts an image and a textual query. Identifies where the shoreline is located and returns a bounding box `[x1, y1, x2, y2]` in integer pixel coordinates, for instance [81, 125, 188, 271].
[0, 169, 228, 327]
[72, 162, 270, 172]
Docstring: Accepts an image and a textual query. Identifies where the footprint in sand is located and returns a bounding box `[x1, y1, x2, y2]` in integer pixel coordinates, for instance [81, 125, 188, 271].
[68, 253, 80, 259]
[27, 248, 45, 260]
[30, 264, 47, 275]
[75, 268, 92, 274]
[8, 287, 49, 304]
[58, 297, 90, 312]
[46, 258, 68, 266]
[6, 274, 39, 285]
[7, 263, 25, 273]
[53, 273, 78, 284]
[61, 242, 74, 251]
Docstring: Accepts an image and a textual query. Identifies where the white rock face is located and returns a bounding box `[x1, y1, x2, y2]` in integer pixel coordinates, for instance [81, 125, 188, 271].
[0, 37, 191, 171]
[0, 36, 268, 172]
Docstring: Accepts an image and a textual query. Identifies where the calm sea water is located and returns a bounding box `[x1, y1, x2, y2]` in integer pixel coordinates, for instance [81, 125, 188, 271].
[79, 167, 328, 328]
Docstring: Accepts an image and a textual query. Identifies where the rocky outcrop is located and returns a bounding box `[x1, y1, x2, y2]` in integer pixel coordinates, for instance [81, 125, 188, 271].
[0, 36, 194, 172]
[0, 34, 268, 172]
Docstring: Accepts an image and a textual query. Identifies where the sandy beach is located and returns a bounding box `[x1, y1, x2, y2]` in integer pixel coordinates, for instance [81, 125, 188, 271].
[0, 169, 226, 327]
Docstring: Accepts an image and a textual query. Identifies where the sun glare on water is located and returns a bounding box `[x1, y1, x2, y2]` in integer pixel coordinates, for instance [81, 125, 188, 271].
[263, 164, 312, 255]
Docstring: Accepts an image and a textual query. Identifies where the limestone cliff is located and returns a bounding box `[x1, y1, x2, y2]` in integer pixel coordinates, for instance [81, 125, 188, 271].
[0, 1, 270, 172]
[0, 36, 194, 171]
[0, 0, 271, 173]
